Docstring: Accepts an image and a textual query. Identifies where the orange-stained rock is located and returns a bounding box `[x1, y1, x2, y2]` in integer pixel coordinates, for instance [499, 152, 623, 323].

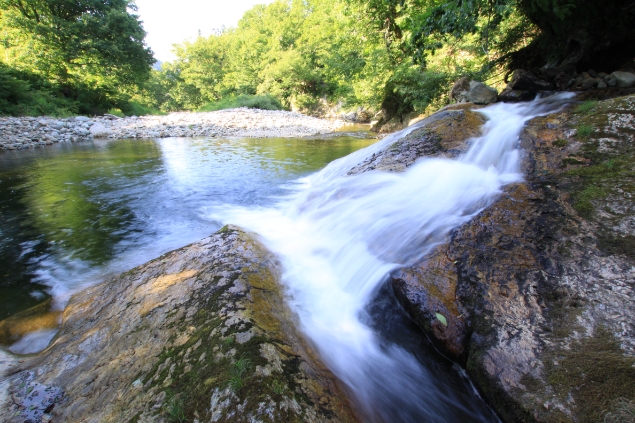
[0, 226, 357, 423]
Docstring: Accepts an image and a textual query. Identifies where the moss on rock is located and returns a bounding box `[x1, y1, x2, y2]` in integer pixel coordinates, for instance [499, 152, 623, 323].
[1, 226, 356, 423]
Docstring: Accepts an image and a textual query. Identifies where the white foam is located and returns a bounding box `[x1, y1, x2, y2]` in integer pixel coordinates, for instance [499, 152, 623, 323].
[210, 93, 575, 421]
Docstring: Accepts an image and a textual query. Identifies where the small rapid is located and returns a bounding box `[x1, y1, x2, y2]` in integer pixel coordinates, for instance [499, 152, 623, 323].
[211, 94, 575, 422]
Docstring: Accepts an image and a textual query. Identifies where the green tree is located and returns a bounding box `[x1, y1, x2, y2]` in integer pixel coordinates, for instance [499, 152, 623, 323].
[0, 0, 154, 111]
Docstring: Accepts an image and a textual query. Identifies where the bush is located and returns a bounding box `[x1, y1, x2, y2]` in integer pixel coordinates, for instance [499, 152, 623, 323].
[198, 94, 284, 112]
[120, 101, 165, 116]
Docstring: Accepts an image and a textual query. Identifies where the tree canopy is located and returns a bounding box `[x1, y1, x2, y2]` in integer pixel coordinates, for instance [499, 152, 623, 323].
[1, 0, 633, 118]
[0, 0, 154, 114]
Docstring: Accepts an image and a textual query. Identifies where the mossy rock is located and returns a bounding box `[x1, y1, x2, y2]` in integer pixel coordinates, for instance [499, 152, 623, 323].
[1, 226, 356, 423]
[388, 94, 635, 422]
[348, 106, 485, 175]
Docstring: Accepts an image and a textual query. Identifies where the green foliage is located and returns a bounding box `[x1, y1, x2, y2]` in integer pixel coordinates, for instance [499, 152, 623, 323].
[577, 124, 594, 140]
[575, 100, 598, 114]
[228, 357, 251, 392]
[146, 0, 485, 120]
[0, 0, 154, 115]
[198, 95, 284, 112]
[435, 313, 448, 326]
[572, 185, 605, 217]
[271, 379, 286, 395]
[121, 101, 165, 117]
[107, 108, 126, 118]
[166, 397, 187, 423]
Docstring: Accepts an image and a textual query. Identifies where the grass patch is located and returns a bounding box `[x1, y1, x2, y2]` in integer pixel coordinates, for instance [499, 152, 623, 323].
[572, 184, 606, 217]
[577, 124, 594, 140]
[198, 94, 284, 112]
[229, 356, 251, 392]
[602, 398, 635, 423]
[553, 139, 568, 147]
[565, 158, 632, 219]
[575, 100, 598, 114]
[166, 397, 187, 423]
[272, 379, 286, 395]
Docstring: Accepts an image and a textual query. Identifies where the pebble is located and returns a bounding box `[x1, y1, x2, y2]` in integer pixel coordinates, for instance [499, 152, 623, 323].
[0, 107, 346, 152]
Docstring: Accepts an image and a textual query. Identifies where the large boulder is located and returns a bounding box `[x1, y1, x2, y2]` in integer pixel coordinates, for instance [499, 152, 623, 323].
[450, 77, 472, 103]
[450, 78, 498, 105]
[89, 122, 113, 138]
[611, 71, 635, 88]
[467, 81, 498, 105]
[388, 94, 635, 422]
[509, 69, 552, 91]
[0, 226, 356, 423]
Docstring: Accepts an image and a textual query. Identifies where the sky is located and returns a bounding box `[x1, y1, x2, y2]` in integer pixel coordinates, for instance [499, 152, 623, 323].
[135, 0, 274, 63]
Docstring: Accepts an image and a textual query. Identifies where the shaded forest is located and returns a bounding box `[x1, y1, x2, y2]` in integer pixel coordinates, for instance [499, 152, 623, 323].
[1, 0, 634, 119]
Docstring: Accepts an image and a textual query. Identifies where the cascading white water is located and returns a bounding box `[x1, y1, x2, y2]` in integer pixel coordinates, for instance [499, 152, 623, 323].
[210, 93, 575, 422]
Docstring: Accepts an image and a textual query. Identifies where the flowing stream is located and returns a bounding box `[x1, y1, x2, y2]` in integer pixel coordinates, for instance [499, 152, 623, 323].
[0, 96, 576, 421]
[210, 94, 575, 422]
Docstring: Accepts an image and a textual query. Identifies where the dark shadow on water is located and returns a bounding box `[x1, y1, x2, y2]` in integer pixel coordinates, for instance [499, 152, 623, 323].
[351, 280, 500, 423]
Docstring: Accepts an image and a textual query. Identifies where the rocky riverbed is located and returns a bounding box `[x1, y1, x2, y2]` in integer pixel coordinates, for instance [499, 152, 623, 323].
[0, 108, 346, 151]
[351, 91, 635, 423]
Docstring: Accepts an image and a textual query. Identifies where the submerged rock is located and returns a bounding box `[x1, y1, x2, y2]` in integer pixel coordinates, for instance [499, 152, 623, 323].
[0, 226, 355, 423]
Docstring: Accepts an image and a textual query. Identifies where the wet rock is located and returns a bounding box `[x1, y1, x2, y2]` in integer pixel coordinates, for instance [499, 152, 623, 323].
[467, 81, 498, 105]
[498, 89, 539, 103]
[0, 226, 355, 423]
[386, 93, 635, 423]
[348, 104, 485, 175]
[509, 69, 552, 91]
[611, 71, 635, 88]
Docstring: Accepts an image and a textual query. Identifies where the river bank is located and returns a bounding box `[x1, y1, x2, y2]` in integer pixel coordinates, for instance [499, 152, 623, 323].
[2, 91, 634, 422]
[0, 108, 347, 151]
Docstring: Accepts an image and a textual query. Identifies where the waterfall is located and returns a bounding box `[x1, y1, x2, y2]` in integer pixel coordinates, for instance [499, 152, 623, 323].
[210, 93, 575, 422]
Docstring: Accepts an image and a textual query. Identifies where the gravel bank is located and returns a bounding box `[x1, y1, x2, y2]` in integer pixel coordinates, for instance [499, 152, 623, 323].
[0, 108, 346, 151]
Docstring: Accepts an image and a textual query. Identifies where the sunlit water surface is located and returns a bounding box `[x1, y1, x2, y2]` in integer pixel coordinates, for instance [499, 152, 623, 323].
[0, 132, 375, 331]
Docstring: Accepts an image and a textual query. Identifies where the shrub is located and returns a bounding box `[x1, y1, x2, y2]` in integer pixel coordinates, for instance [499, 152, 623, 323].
[198, 94, 284, 112]
[120, 101, 165, 116]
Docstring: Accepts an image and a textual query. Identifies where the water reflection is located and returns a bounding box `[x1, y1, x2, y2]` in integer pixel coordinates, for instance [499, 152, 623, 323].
[0, 134, 376, 337]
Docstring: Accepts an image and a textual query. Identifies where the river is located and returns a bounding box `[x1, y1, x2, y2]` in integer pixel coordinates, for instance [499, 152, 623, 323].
[0, 130, 373, 344]
[0, 96, 572, 422]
